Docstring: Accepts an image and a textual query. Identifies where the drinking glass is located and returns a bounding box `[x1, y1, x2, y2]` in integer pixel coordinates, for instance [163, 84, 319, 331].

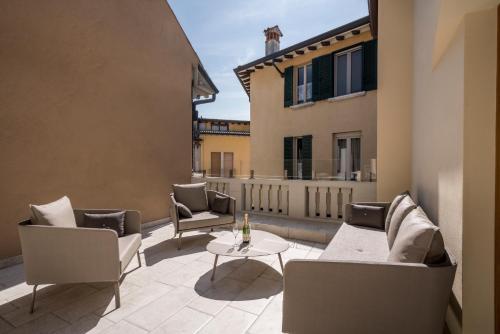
[232, 224, 239, 247]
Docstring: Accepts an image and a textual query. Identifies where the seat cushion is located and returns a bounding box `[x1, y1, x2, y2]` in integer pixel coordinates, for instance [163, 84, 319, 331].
[179, 211, 233, 231]
[30, 196, 77, 228]
[118, 233, 141, 272]
[173, 183, 208, 212]
[388, 207, 440, 263]
[387, 195, 417, 249]
[319, 223, 389, 262]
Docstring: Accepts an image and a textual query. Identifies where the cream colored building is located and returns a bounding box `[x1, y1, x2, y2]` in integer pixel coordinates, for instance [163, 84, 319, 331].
[235, 18, 377, 181]
[375, 0, 499, 333]
[0, 0, 217, 260]
[193, 119, 251, 177]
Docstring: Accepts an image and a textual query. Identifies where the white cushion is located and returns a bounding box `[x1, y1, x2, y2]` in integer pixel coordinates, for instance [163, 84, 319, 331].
[30, 196, 77, 228]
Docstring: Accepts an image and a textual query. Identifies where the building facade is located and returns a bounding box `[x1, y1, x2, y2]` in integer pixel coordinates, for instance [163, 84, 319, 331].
[0, 0, 217, 260]
[235, 17, 377, 181]
[193, 119, 250, 177]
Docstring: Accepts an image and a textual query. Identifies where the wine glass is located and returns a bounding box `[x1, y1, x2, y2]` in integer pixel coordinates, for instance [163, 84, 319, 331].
[232, 224, 239, 247]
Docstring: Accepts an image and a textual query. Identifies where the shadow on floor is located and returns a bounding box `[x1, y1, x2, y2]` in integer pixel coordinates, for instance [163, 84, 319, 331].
[194, 259, 283, 301]
[143, 233, 215, 266]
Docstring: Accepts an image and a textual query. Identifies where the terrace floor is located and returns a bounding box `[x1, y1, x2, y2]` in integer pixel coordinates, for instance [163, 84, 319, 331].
[0, 217, 328, 334]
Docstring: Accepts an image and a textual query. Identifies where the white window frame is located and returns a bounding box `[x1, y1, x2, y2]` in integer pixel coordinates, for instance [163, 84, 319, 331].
[295, 63, 312, 105]
[333, 132, 361, 181]
[334, 46, 362, 97]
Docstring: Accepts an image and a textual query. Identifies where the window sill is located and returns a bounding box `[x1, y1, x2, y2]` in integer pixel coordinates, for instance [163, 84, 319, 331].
[290, 102, 315, 109]
[328, 91, 366, 102]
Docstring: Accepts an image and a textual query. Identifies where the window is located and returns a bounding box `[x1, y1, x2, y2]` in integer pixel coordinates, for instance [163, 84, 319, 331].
[219, 123, 228, 131]
[211, 123, 220, 131]
[333, 133, 361, 181]
[284, 135, 312, 180]
[296, 63, 312, 104]
[198, 122, 206, 130]
[334, 46, 363, 97]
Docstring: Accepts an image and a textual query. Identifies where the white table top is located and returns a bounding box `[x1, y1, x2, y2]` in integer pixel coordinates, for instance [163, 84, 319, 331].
[207, 230, 289, 257]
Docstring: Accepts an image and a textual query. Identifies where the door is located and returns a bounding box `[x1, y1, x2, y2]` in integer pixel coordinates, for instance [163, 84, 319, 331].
[223, 152, 233, 177]
[211, 152, 221, 177]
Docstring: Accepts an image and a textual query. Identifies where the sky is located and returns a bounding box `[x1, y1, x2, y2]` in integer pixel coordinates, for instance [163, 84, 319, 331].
[168, 0, 369, 121]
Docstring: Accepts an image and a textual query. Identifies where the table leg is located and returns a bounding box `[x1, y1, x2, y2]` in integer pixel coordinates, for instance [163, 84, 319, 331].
[278, 253, 284, 272]
[211, 254, 219, 281]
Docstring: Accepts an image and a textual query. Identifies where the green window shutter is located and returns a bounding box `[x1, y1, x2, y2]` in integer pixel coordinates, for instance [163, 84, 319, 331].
[363, 39, 377, 91]
[302, 135, 313, 180]
[284, 67, 294, 107]
[284, 137, 294, 179]
[312, 54, 333, 101]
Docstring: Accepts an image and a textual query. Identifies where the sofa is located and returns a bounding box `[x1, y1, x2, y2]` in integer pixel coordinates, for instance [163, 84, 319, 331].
[170, 183, 235, 249]
[282, 194, 457, 334]
[18, 197, 141, 313]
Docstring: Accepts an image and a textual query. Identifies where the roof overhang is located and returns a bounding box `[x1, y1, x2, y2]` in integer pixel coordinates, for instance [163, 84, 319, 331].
[193, 64, 219, 99]
[233, 16, 371, 97]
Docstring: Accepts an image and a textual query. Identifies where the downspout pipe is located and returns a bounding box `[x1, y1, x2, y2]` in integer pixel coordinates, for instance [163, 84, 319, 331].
[192, 93, 217, 172]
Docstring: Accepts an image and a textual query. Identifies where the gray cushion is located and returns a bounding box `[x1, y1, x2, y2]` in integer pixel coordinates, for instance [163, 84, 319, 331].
[384, 193, 408, 232]
[179, 211, 233, 230]
[212, 195, 229, 214]
[177, 203, 192, 218]
[30, 196, 77, 228]
[349, 204, 385, 229]
[388, 207, 439, 263]
[83, 211, 125, 237]
[320, 223, 389, 262]
[173, 183, 208, 212]
[387, 195, 417, 249]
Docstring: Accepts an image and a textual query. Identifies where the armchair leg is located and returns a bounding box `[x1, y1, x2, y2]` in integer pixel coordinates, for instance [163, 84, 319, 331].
[136, 251, 142, 267]
[113, 282, 121, 309]
[177, 232, 183, 250]
[30, 285, 38, 314]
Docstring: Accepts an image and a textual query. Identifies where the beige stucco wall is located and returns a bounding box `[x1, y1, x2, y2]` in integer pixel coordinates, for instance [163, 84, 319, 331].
[250, 31, 377, 179]
[200, 135, 251, 177]
[0, 0, 200, 259]
[380, 0, 498, 333]
[377, 0, 413, 201]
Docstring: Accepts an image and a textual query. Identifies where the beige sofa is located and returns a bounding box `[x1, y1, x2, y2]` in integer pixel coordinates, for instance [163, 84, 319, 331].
[282, 198, 457, 334]
[170, 184, 235, 249]
[18, 209, 142, 313]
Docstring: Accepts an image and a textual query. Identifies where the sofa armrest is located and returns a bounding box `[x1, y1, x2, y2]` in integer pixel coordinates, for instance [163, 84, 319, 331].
[283, 259, 456, 334]
[18, 221, 120, 285]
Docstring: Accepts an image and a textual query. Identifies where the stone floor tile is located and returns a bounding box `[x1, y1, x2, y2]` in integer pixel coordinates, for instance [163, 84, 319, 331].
[52, 314, 114, 334]
[247, 292, 284, 334]
[0, 317, 13, 334]
[54, 281, 141, 323]
[230, 277, 282, 315]
[188, 278, 249, 316]
[150, 307, 212, 334]
[156, 260, 212, 287]
[197, 306, 257, 334]
[3, 284, 97, 327]
[97, 281, 173, 323]
[125, 286, 198, 331]
[99, 320, 147, 334]
[7, 313, 68, 334]
[227, 260, 269, 283]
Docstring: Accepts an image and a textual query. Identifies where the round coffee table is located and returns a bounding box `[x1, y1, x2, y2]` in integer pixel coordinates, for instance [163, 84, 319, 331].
[206, 230, 289, 281]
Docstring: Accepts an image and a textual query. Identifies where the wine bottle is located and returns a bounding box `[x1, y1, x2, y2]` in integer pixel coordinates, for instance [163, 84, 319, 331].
[242, 213, 251, 243]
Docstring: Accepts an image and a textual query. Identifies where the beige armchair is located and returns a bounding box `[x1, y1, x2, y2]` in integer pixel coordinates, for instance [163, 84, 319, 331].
[170, 189, 235, 249]
[18, 209, 142, 313]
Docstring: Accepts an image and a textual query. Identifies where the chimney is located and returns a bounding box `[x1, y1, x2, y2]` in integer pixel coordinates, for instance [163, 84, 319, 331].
[264, 26, 283, 56]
